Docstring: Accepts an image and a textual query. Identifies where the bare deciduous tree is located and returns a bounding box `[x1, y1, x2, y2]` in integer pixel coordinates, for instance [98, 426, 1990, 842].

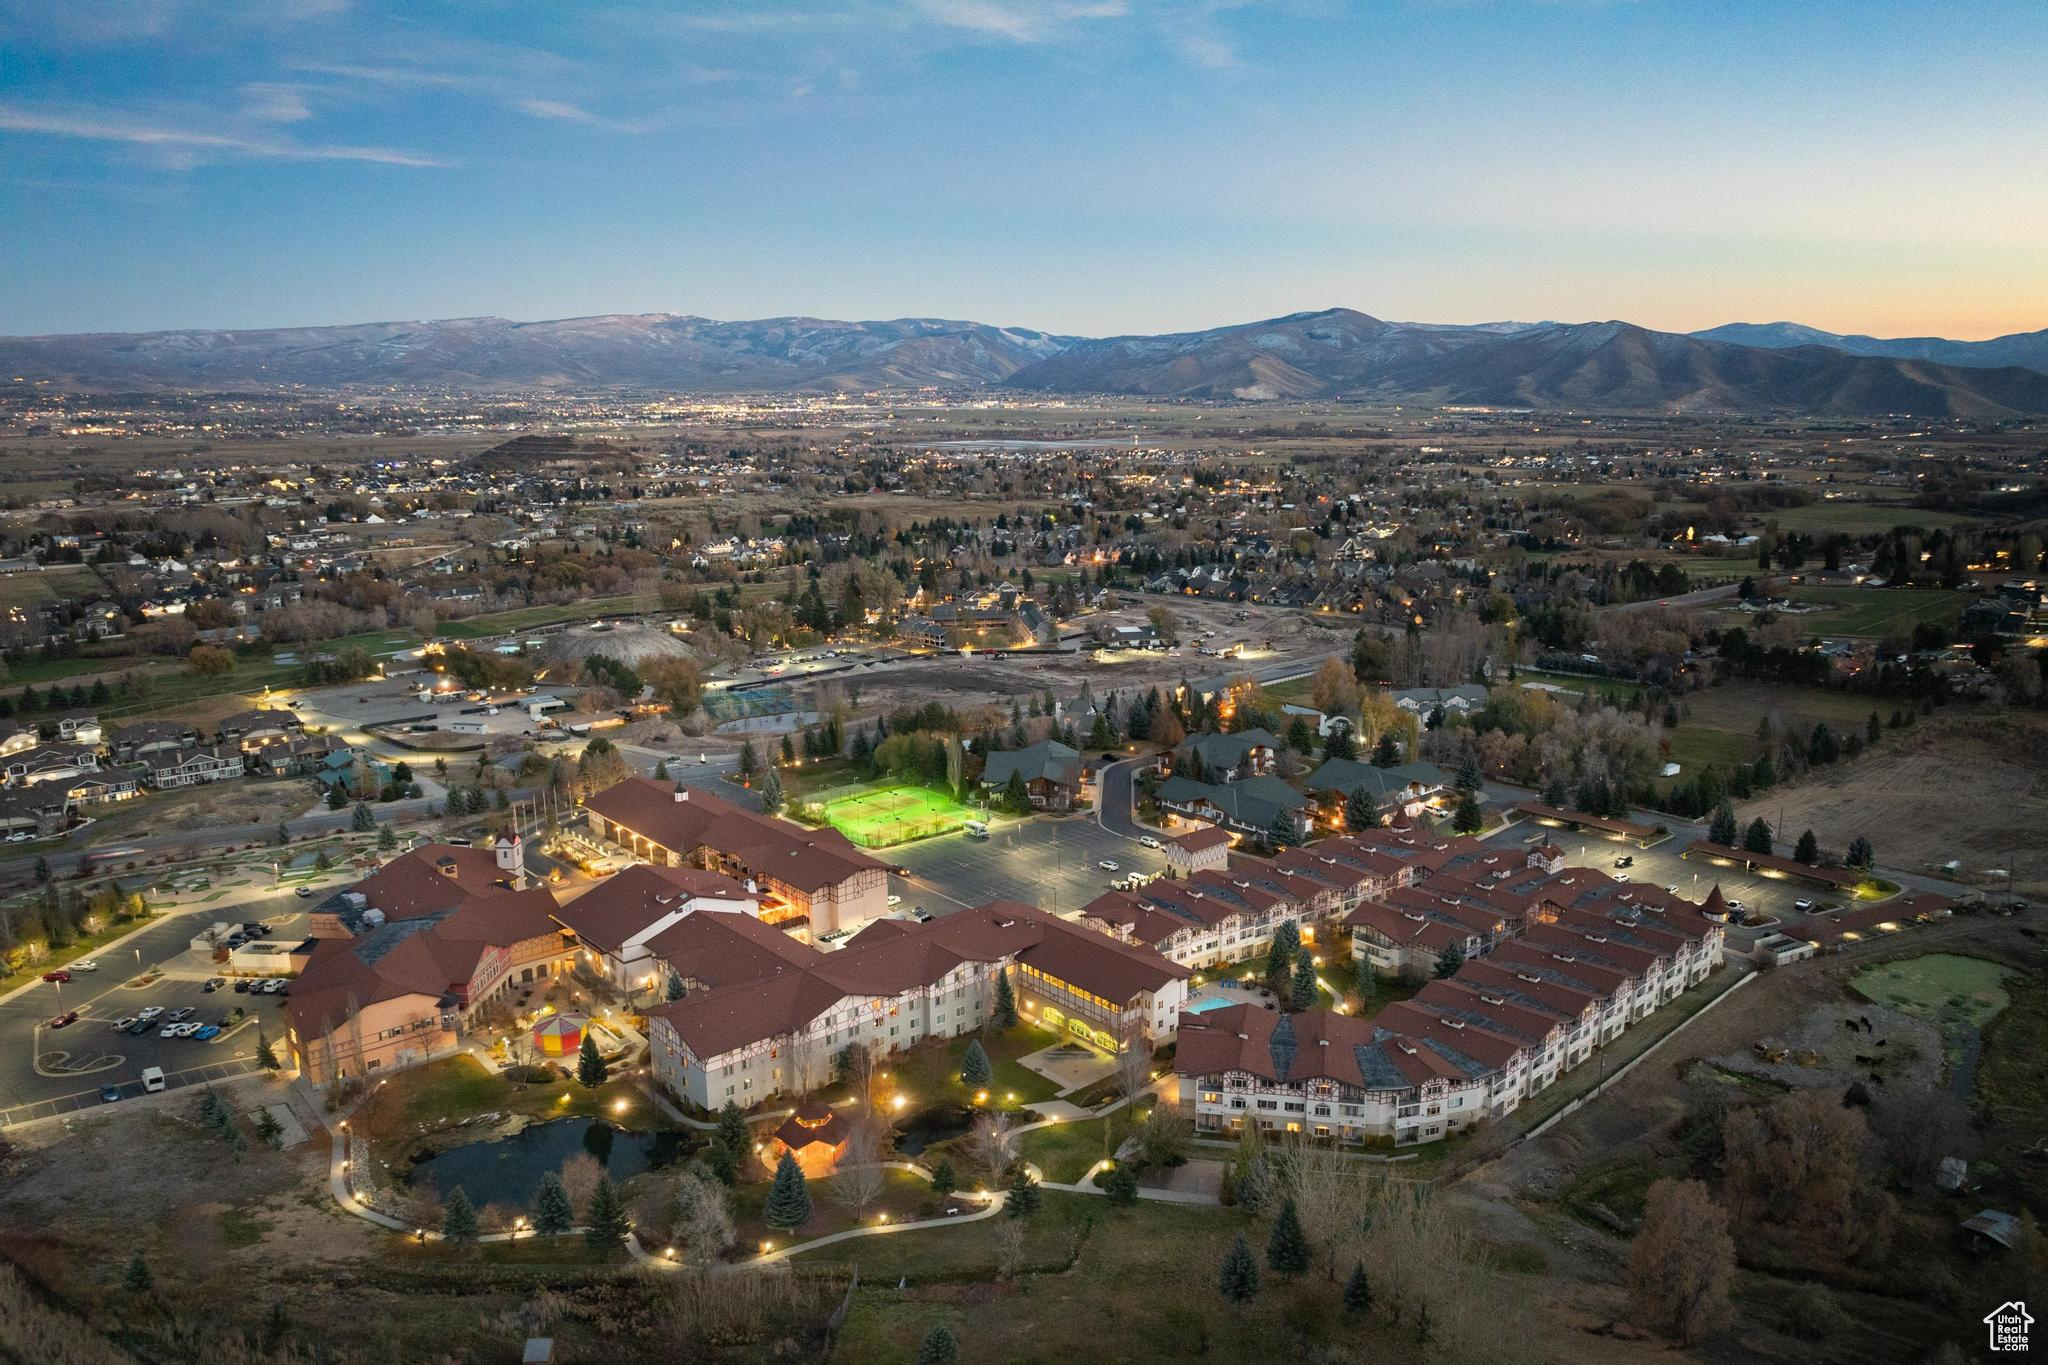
[1625, 1178, 1735, 1345]
[558, 1152, 603, 1221]
[963, 1111, 1016, 1187]
[829, 1121, 886, 1221]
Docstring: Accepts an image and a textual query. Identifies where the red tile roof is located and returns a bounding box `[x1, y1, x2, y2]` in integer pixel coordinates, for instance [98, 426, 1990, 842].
[585, 777, 884, 892]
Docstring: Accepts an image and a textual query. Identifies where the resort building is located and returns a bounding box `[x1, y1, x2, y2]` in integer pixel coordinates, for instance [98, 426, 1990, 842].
[584, 777, 889, 937]
[285, 837, 575, 1085]
[643, 901, 1188, 1110]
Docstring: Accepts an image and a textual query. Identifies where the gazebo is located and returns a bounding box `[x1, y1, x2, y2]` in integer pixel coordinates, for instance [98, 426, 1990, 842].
[531, 1013, 588, 1059]
[770, 1098, 849, 1178]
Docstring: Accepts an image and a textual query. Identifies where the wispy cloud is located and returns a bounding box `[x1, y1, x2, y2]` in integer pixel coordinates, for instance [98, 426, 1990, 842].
[240, 82, 313, 123]
[912, 0, 1129, 43]
[515, 98, 650, 134]
[0, 102, 444, 167]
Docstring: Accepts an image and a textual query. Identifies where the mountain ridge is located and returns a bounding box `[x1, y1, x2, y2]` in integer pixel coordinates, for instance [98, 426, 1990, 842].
[1691, 321, 2048, 372]
[3, 307, 2045, 417]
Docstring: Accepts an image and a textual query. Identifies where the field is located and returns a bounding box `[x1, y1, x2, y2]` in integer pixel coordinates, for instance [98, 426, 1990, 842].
[1850, 953, 2012, 1029]
[1737, 585, 1972, 638]
[819, 783, 972, 848]
[1763, 502, 1972, 535]
[1735, 712, 2048, 893]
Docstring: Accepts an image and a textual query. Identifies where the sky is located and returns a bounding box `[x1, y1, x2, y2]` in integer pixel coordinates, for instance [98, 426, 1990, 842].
[1, 0, 2044, 340]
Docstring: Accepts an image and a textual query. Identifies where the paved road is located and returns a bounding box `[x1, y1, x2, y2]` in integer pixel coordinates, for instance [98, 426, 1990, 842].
[1602, 582, 1740, 615]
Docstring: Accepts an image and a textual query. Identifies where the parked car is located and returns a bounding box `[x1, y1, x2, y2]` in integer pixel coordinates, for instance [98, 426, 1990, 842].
[295, 886, 316, 898]
[48, 1011, 79, 1029]
[1614, 856, 1634, 869]
[1793, 898, 1815, 912]
[98, 1085, 123, 1104]
[167, 1007, 194, 1022]
[887, 894, 903, 907]
[195, 1025, 222, 1041]
[141, 1067, 166, 1093]
[1098, 860, 1120, 872]
[158, 1024, 180, 1038]
[233, 980, 251, 993]
[1139, 835, 1162, 849]
[202, 978, 224, 993]
[912, 907, 934, 923]
[73, 959, 99, 972]
[112, 1016, 137, 1031]
[125, 1019, 151, 1035]
[136, 1006, 164, 1022]
[41, 970, 71, 984]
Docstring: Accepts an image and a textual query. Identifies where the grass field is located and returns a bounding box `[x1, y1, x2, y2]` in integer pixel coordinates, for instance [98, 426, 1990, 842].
[822, 783, 972, 848]
[1765, 502, 1972, 535]
[1756, 586, 1972, 638]
[1851, 953, 2012, 1029]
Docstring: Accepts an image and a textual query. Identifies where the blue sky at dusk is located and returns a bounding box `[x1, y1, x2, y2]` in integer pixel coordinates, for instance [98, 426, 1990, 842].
[1, 0, 2042, 338]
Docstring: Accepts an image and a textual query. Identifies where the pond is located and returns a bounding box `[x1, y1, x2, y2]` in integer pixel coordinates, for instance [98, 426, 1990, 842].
[892, 1104, 972, 1156]
[408, 1119, 691, 1207]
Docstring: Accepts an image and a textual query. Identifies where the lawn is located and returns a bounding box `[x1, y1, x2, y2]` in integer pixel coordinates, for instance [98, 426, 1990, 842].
[820, 783, 972, 848]
[1015, 1100, 1155, 1183]
[816, 1193, 1408, 1364]
[892, 1023, 1068, 1112]
[728, 1167, 935, 1255]
[1850, 953, 2012, 1030]
[1766, 586, 1971, 638]
[1765, 502, 1971, 535]
[1660, 724, 1755, 782]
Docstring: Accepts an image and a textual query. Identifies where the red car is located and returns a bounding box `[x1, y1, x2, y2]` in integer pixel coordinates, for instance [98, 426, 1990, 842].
[48, 1010, 79, 1029]
[41, 970, 71, 984]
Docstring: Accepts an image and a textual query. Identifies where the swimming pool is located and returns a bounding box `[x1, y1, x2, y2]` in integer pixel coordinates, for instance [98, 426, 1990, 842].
[1184, 995, 1235, 1015]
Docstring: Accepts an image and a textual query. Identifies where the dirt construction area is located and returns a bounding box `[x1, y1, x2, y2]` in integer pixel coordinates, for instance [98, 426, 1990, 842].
[1734, 713, 2048, 896]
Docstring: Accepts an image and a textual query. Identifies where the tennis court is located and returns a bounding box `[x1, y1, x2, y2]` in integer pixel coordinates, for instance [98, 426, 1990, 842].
[821, 784, 971, 848]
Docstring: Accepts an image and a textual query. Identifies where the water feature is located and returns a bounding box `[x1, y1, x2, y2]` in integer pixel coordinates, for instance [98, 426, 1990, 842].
[892, 1104, 972, 1156]
[408, 1119, 690, 1207]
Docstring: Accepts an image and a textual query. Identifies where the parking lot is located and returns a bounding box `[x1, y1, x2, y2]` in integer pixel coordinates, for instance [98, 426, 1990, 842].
[0, 901, 306, 1126]
[1497, 816, 1863, 946]
[889, 814, 1165, 920]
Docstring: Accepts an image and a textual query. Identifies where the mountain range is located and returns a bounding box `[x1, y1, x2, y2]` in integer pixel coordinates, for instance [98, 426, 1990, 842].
[4, 308, 2045, 418]
[1690, 321, 2048, 372]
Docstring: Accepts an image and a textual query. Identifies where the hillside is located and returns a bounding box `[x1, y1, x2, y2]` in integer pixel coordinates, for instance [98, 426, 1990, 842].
[1692, 321, 2048, 373]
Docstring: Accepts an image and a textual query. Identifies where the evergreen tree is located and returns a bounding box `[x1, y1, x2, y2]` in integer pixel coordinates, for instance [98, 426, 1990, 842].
[1005, 1164, 1041, 1218]
[1743, 817, 1774, 855]
[1267, 1198, 1310, 1276]
[1452, 789, 1484, 835]
[763, 1152, 813, 1230]
[960, 1038, 993, 1089]
[576, 1030, 608, 1088]
[441, 1187, 479, 1243]
[1846, 836, 1875, 870]
[123, 1252, 153, 1294]
[1344, 1260, 1372, 1312]
[1289, 949, 1317, 1011]
[274, 821, 291, 847]
[377, 824, 398, 851]
[1322, 725, 1359, 762]
[1266, 807, 1296, 850]
[736, 740, 759, 781]
[325, 785, 348, 811]
[654, 757, 670, 780]
[584, 1176, 630, 1250]
[351, 801, 376, 832]
[1344, 786, 1377, 831]
[1371, 733, 1401, 767]
[992, 969, 1019, 1028]
[1102, 1163, 1140, 1205]
[1709, 801, 1739, 846]
[705, 1141, 739, 1186]
[256, 1027, 279, 1070]
[533, 1172, 573, 1234]
[1454, 751, 1483, 792]
[715, 1102, 750, 1166]
[1793, 829, 1820, 865]
[917, 1325, 961, 1365]
[1218, 1234, 1261, 1303]
[930, 1157, 957, 1198]
[758, 765, 786, 816]
[32, 854, 49, 883]
[1435, 942, 1466, 978]
[1264, 920, 1299, 989]
[665, 969, 686, 1002]
[1002, 769, 1030, 815]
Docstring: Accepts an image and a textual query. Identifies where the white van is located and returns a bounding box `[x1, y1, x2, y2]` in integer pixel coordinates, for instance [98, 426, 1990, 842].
[140, 1066, 167, 1093]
